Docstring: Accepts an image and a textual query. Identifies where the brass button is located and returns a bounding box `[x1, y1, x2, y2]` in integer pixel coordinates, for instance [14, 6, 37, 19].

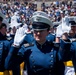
[8, 52, 11, 56]
[32, 60, 35, 63]
[50, 55, 53, 58]
[48, 36, 50, 37]
[51, 50, 53, 52]
[48, 40, 50, 42]
[0, 42, 3, 44]
[50, 60, 53, 63]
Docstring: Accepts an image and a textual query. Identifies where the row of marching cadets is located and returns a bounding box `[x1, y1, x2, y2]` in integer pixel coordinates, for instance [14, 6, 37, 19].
[19, 14, 76, 75]
[2, 10, 76, 75]
[0, 9, 35, 75]
[0, 10, 31, 75]
[0, 10, 76, 75]
[0, 10, 34, 75]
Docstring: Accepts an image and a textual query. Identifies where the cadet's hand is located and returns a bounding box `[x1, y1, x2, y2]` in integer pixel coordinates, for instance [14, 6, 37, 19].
[62, 16, 71, 33]
[13, 26, 27, 47]
[56, 25, 63, 37]
[56, 16, 71, 38]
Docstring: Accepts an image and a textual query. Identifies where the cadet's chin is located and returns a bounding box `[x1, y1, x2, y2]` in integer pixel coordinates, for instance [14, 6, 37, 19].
[35, 38, 41, 41]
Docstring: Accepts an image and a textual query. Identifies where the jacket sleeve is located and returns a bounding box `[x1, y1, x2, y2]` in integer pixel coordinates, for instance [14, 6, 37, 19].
[5, 45, 24, 70]
[59, 39, 71, 61]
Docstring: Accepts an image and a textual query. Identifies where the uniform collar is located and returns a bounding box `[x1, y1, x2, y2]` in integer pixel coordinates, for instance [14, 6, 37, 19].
[36, 41, 49, 50]
[0, 32, 7, 40]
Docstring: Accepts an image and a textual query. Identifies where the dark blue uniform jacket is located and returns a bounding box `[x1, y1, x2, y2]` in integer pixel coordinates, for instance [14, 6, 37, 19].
[0, 32, 10, 71]
[5, 39, 71, 75]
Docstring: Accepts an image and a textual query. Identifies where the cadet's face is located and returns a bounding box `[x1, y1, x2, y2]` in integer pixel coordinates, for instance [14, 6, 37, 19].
[1, 26, 7, 35]
[69, 26, 76, 33]
[33, 29, 49, 44]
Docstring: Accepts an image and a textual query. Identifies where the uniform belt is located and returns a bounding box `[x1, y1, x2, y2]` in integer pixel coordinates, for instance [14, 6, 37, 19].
[64, 60, 73, 67]
[0, 70, 9, 75]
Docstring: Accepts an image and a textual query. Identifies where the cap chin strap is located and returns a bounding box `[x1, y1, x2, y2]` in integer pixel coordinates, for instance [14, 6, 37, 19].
[32, 28, 48, 31]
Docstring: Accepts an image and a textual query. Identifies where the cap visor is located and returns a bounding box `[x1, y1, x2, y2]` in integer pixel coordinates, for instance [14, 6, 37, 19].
[32, 28, 48, 31]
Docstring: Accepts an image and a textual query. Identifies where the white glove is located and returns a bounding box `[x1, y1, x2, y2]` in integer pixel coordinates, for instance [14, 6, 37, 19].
[56, 25, 63, 37]
[13, 26, 27, 46]
[62, 16, 71, 33]
[56, 16, 71, 38]
[22, 24, 28, 33]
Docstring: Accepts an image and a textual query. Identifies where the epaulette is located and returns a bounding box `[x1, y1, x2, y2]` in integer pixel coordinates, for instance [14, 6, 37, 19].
[7, 37, 12, 41]
[70, 38, 76, 42]
[24, 43, 34, 48]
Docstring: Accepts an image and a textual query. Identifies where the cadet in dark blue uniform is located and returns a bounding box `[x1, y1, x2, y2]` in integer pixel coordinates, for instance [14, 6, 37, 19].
[0, 20, 21, 75]
[64, 16, 76, 75]
[0, 11, 21, 75]
[0, 12, 11, 75]
[55, 16, 76, 75]
[69, 16, 76, 75]
[0, 22, 11, 75]
[71, 41, 76, 75]
[46, 21, 60, 43]
[5, 11, 71, 75]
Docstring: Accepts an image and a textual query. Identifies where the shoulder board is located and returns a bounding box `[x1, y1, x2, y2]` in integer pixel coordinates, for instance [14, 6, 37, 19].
[7, 37, 12, 41]
[24, 43, 34, 48]
[70, 38, 76, 42]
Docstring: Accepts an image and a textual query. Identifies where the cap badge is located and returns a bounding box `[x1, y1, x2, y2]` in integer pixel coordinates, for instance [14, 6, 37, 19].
[34, 16, 41, 22]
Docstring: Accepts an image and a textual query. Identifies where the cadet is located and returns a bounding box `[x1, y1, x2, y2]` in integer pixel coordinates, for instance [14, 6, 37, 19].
[64, 16, 76, 75]
[55, 16, 76, 75]
[46, 21, 60, 43]
[0, 9, 23, 75]
[0, 22, 10, 75]
[5, 11, 71, 75]
[60, 16, 76, 75]
[0, 12, 11, 75]
[1, 19, 21, 75]
[63, 16, 76, 75]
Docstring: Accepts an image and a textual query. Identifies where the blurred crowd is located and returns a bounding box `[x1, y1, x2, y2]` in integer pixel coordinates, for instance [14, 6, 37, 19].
[0, 0, 76, 36]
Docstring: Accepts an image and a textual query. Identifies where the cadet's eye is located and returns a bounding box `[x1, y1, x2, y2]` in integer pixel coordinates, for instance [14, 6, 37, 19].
[33, 30, 43, 33]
